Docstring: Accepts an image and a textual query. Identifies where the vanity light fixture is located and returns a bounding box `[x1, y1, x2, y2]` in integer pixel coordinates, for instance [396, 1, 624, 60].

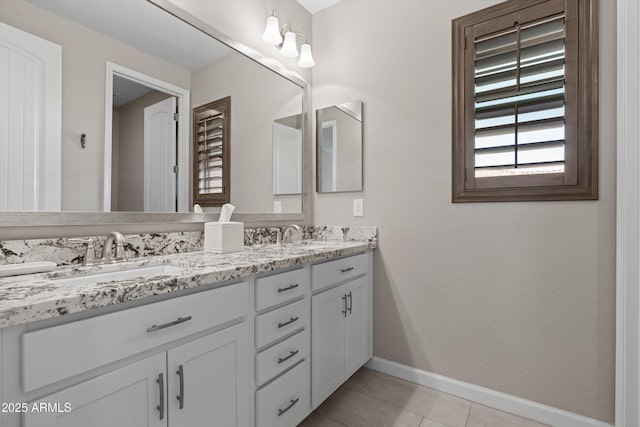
[261, 11, 315, 68]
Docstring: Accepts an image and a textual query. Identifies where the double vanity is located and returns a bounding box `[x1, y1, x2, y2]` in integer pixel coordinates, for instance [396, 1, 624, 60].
[0, 236, 375, 427]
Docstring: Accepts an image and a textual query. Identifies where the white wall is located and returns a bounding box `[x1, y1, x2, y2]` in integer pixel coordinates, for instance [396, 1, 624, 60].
[312, 0, 616, 422]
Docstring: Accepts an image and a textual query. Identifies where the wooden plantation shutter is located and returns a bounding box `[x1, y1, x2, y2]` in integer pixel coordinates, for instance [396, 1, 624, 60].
[452, 0, 598, 202]
[192, 96, 230, 206]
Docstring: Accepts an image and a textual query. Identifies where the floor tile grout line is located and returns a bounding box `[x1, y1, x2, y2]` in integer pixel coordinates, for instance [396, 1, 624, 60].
[324, 412, 348, 427]
[465, 403, 474, 427]
[356, 387, 430, 425]
[362, 371, 476, 427]
[359, 369, 377, 391]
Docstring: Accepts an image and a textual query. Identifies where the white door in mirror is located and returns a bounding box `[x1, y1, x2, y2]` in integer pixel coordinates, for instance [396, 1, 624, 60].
[0, 23, 61, 211]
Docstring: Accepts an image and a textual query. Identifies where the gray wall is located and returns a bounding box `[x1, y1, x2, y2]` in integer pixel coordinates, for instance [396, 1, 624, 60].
[311, 0, 616, 422]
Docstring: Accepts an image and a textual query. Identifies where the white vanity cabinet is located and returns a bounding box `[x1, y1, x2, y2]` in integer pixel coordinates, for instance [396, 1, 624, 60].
[167, 322, 249, 427]
[17, 283, 250, 427]
[24, 353, 166, 427]
[0, 247, 374, 427]
[311, 253, 372, 409]
[23, 323, 248, 427]
[254, 267, 311, 427]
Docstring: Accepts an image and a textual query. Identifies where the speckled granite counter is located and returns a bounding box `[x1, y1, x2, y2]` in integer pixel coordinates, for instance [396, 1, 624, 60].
[0, 240, 375, 328]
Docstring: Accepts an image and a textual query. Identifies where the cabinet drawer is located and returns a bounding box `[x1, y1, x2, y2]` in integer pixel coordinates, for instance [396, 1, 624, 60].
[255, 298, 308, 349]
[256, 329, 308, 387]
[22, 282, 248, 392]
[311, 253, 368, 292]
[256, 360, 310, 427]
[255, 268, 309, 312]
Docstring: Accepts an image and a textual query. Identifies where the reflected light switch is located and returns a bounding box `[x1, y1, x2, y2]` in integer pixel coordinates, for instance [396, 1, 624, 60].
[274, 201, 282, 213]
[353, 199, 364, 217]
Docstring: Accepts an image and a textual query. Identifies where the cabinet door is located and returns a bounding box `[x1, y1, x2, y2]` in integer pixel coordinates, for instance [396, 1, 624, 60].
[311, 285, 346, 409]
[344, 276, 372, 379]
[23, 353, 166, 427]
[167, 322, 249, 427]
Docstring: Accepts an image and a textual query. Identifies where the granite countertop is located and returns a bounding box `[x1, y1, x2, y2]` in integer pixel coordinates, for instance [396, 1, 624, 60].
[0, 240, 375, 328]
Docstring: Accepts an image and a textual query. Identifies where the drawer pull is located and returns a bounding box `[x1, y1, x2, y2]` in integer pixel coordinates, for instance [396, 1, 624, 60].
[277, 316, 300, 328]
[277, 349, 300, 364]
[277, 283, 300, 293]
[277, 397, 300, 416]
[177, 364, 185, 410]
[340, 266, 355, 273]
[146, 316, 192, 333]
[156, 373, 165, 420]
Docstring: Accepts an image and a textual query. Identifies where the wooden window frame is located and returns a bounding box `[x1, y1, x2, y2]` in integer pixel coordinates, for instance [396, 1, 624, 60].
[452, 0, 598, 202]
[192, 96, 231, 207]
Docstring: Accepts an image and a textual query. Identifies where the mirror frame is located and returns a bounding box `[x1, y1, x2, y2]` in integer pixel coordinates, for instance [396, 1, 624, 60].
[0, 0, 310, 228]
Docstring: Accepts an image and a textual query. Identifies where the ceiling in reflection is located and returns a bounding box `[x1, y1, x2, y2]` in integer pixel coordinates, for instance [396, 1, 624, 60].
[27, 0, 230, 70]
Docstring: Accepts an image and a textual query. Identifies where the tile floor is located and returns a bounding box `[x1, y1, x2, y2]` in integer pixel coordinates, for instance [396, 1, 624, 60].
[299, 368, 549, 427]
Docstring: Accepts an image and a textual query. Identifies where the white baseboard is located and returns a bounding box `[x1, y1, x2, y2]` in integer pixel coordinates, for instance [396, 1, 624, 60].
[365, 357, 613, 427]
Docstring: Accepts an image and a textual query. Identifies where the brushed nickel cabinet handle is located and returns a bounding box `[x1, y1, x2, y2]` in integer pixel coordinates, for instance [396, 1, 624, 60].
[347, 291, 353, 315]
[176, 364, 184, 410]
[340, 267, 355, 273]
[278, 397, 300, 416]
[277, 283, 299, 293]
[156, 373, 165, 420]
[277, 316, 299, 328]
[146, 316, 192, 333]
[342, 294, 347, 317]
[277, 349, 300, 364]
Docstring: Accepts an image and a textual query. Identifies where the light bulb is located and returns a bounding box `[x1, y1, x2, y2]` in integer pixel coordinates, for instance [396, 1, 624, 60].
[298, 43, 315, 67]
[280, 31, 299, 58]
[262, 15, 283, 45]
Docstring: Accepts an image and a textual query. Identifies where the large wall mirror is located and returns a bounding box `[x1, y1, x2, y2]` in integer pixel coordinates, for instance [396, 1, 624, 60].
[0, 0, 307, 227]
[316, 100, 363, 193]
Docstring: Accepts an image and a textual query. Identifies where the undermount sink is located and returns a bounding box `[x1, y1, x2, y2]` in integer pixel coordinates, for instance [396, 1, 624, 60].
[51, 264, 185, 286]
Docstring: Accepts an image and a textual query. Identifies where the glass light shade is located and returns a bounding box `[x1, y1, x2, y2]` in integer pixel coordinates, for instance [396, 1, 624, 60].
[298, 43, 315, 67]
[280, 31, 299, 58]
[262, 15, 282, 45]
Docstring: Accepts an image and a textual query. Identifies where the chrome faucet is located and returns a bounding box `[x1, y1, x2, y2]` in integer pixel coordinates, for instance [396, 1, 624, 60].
[282, 224, 302, 244]
[101, 231, 129, 263]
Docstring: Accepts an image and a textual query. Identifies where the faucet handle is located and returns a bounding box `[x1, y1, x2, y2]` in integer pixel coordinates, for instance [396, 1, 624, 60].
[270, 228, 283, 245]
[68, 238, 98, 266]
[123, 235, 139, 240]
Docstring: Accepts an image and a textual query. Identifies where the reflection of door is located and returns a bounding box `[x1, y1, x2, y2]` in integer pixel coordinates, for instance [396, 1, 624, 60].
[321, 121, 337, 192]
[144, 97, 177, 212]
[273, 123, 302, 194]
[0, 23, 61, 211]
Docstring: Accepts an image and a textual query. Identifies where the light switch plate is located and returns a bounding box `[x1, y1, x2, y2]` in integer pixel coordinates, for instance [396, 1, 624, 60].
[353, 199, 364, 217]
[274, 201, 282, 213]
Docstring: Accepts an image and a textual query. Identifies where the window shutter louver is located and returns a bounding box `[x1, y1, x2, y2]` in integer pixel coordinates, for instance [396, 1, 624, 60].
[473, 14, 566, 178]
[192, 97, 231, 206]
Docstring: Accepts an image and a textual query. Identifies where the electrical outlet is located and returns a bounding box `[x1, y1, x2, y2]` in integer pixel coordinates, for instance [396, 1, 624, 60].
[274, 201, 282, 213]
[353, 199, 364, 217]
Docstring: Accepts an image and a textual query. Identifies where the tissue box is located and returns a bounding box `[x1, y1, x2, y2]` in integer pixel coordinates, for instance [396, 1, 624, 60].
[204, 222, 244, 253]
